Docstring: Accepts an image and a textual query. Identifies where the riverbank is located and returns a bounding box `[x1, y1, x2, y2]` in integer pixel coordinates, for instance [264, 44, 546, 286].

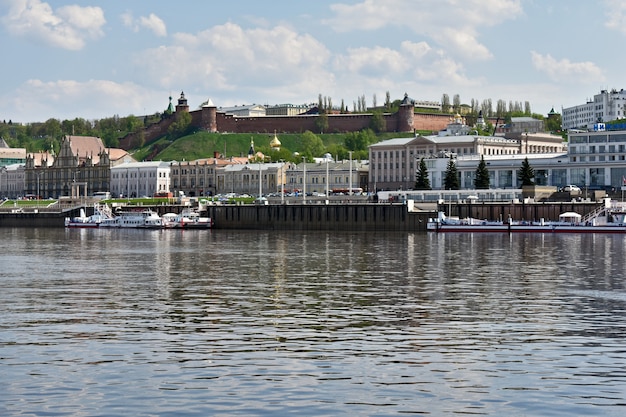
[0, 200, 607, 231]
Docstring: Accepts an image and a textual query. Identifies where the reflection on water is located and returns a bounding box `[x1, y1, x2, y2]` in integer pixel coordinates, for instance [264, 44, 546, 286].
[1, 229, 626, 416]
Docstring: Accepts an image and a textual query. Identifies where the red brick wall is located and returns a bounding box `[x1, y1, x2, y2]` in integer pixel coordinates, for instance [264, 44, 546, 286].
[120, 108, 453, 151]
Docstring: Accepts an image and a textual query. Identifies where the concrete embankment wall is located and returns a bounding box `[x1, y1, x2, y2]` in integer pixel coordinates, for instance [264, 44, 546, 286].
[207, 204, 429, 231]
[0, 212, 66, 228]
[446, 201, 601, 222]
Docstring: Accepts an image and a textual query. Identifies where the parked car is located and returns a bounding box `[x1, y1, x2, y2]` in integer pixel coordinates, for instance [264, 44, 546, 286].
[563, 185, 581, 193]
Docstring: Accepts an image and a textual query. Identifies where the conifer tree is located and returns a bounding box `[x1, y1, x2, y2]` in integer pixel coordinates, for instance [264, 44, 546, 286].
[517, 157, 535, 186]
[443, 156, 460, 190]
[415, 158, 431, 190]
[474, 155, 490, 189]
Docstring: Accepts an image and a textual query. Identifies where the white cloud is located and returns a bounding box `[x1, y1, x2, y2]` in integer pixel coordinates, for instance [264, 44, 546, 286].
[324, 0, 522, 60]
[3, 79, 163, 122]
[121, 11, 167, 37]
[136, 23, 333, 97]
[1, 0, 105, 50]
[530, 51, 604, 83]
[604, 0, 626, 35]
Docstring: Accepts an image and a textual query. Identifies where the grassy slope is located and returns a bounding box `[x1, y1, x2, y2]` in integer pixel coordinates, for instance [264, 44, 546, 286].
[136, 131, 419, 162]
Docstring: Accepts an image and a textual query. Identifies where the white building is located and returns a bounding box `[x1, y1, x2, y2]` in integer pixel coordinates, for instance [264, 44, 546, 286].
[217, 163, 285, 196]
[369, 114, 566, 191]
[562, 89, 626, 130]
[286, 160, 367, 195]
[218, 104, 266, 117]
[110, 161, 171, 198]
[0, 164, 25, 199]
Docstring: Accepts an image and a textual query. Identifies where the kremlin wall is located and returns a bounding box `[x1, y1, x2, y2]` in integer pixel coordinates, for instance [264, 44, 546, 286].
[119, 92, 454, 151]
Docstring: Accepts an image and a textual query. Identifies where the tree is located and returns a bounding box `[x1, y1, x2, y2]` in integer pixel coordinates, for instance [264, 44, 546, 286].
[369, 111, 386, 133]
[443, 156, 460, 190]
[474, 155, 490, 189]
[453, 94, 461, 113]
[301, 130, 325, 157]
[415, 158, 431, 190]
[167, 111, 192, 139]
[517, 157, 535, 186]
[441, 93, 451, 113]
[315, 113, 328, 134]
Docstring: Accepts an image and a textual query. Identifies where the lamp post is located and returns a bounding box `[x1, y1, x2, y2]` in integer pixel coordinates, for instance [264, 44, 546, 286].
[36, 171, 41, 205]
[0, 166, 6, 199]
[302, 156, 306, 204]
[258, 159, 262, 200]
[348, 151, 353, 196]
[326, 158, 329, 199]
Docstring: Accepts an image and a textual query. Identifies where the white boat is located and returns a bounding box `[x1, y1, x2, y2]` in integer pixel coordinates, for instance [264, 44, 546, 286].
[162, 209, 212, 229]
[65, 203, 115, 228]
[99, 209, 163, 229]
[427, 208, 626, 234]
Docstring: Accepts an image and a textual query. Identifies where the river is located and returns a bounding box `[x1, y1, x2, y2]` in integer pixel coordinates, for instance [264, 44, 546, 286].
[1, 228, 625, 416]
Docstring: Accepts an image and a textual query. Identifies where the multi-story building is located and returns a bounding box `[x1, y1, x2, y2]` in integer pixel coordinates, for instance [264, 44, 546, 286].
[0, 138, 26, 167]
[562, 89, 626, 130]
[286, 160, 368, 195]
[25, 135, 111, 198]
[218, 104, 266, 117]
[0, 164, 25, 199]
[265, 104, 311, 116]
[170, 156, 249, 197]
[110, 161, 171, 198]
[369, 114, 564, 191]
[217, 163, 286, 196]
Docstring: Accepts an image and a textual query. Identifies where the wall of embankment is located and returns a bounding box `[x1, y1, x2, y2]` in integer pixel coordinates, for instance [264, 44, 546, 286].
[206, 204, 429, 231]
[0, 201, 604, 230]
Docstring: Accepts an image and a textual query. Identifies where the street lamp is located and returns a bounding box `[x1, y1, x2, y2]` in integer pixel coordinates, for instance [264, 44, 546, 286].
[326, 158, 329, 199]
[302, 156, 306, 204]
[348, 151, 353, 196]
[36, 171, 41, 204]
[0, 166, 6, 199]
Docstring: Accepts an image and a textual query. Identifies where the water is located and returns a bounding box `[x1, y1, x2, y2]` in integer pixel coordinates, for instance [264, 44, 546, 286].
[1, 228, 625, 416]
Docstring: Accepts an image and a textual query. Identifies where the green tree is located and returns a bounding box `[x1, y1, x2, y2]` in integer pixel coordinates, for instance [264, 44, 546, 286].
[301, 130, 325, 157]
[474, 155, 490, 189]
[344, 129, 375, 152]
[168, 111, 192, 140]
[315, 113, 328, 134]
[443, 156, 460, 190]
[369, 111, 386, 133]
[546, 113, 562, 133]
[441, 93, 451, 113]
[517, 156, 535, 186]
[415, 158, 431, 190]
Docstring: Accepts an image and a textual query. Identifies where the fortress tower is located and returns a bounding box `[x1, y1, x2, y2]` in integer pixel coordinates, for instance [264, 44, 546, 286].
[175, 91, 189, 113]
[397, 93, 415, 132]
[201, 98, 218, 132]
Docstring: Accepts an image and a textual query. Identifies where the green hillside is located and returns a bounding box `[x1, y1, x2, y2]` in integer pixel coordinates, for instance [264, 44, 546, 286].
[133, 130, 418, 162]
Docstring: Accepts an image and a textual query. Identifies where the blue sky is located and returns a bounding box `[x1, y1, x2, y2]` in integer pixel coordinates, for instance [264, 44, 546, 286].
[0, 0, 623, 123]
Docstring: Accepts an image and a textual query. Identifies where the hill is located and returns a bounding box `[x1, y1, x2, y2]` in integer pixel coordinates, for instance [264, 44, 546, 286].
[131, 130, 418, 162]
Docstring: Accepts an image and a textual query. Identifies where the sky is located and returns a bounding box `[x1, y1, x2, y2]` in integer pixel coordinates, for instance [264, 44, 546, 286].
[0, 0, 624, 124]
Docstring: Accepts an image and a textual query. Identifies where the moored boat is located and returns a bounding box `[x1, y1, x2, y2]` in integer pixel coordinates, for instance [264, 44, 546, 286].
[161, 209, 212, 229]
[428, 208, 626, 233]
[65, 203, 115, 228]
[99, 209, 163, 229]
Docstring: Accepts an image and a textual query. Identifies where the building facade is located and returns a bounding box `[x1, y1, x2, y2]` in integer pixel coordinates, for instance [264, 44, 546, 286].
[368, 114, 564, 191]
[0, 164, 25, 199]
[285, 160, 368, 195]
[217, 163, 285, 196]
[265, 104, 311, 116]
[562, 89, 626, 130]
[24, 135, 112, 198]
[110, 161, 171, 198]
